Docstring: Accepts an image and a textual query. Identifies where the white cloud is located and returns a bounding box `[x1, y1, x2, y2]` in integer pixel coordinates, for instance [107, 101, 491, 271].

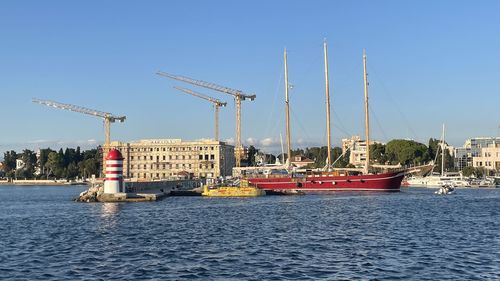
[260, 137, 277, 147]
[245, 137, 258, 146]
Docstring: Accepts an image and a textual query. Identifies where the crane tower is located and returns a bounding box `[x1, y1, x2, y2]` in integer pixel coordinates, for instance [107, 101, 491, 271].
[157, 71, 256, 167]
[173, 86, 226, 141]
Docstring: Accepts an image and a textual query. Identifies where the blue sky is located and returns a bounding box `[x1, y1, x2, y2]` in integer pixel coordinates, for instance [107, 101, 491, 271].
[1, 0, 499, 156]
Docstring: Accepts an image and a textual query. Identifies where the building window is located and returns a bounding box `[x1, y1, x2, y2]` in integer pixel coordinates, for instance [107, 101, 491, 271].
[176, 164, 179, 169]
[182, 155, 185, 160]
[210, 154, 215, 160]
[199, 155, 203, 160]
[156, 155, 160, 161]
[131, 156, 134, 160]
[144, 156, 147, 160]
[162, 164, 166, 169]
[144, 164, 147, 169]
[169, 155, 172, 160]
[131, 173, 134, 177]
[163, 155, 166, 160]
[205, 155, 209, 160]
[211, 164, 214, 169]
[150, 156, 153, 160]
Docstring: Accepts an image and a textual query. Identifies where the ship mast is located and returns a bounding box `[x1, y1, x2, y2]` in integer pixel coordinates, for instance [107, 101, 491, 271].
[441, 123, 445, 175]
[363, 49, 371, 174]
[284, 48, 292, 170]
[324, 39, 332, 171]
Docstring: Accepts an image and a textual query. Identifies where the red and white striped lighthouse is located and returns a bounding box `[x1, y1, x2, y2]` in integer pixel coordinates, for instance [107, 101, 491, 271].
[104, 149, 124, 194]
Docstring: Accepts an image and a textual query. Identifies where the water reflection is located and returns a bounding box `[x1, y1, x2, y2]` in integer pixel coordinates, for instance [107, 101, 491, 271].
[100, 202, 121, 218]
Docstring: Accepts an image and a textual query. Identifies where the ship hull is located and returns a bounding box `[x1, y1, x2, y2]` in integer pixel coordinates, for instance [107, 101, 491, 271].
[247, 171, 404, 192]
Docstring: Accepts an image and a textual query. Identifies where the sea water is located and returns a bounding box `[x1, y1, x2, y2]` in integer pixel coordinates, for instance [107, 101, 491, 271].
[0, 186, 498, 280]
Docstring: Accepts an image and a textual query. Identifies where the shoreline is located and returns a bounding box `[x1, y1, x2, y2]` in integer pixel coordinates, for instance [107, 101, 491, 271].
[0, 180, 88, 186]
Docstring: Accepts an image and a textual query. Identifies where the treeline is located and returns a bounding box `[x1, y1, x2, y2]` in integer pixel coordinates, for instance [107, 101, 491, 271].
[2, 147, 102, 180]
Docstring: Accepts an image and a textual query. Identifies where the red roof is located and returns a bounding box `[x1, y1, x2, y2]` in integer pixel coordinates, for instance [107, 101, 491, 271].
[106, 149, 124, 160]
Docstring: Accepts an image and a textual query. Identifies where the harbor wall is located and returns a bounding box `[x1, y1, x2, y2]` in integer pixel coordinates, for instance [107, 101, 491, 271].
[124, 179, 203, 193]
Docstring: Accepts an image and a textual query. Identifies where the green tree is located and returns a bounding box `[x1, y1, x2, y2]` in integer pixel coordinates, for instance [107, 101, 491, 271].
[38, 148, 54, 175]
[370, 143, 387, 164]
[66, 162, 79, 179]
[427, 138, 440, 161]
[462, 166, 475, 177]
[46, 151, 64, 178]
[80, 148, 102, 178]
[386, 139, 430, 166]
[80, 158, 99, 178]
[19, 149, 37, 179]
[331, 147, 349, 168]
[246, 145, 259, 166]
[2, 150, 17, 176]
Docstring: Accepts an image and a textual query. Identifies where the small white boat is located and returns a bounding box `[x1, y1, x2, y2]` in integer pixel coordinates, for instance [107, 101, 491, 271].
[435, 184, 455, 195]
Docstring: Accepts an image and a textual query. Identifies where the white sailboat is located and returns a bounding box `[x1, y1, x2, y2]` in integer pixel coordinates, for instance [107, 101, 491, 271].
[407, 124, 469, 188]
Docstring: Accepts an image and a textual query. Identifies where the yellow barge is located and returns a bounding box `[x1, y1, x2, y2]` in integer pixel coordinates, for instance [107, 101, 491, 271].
[202, 180, 266, 197]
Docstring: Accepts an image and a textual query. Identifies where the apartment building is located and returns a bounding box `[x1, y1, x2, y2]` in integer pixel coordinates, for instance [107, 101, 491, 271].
[455, 137, 500, 170]
[472, 142, 500, 171]
[341, 136, 376, 168]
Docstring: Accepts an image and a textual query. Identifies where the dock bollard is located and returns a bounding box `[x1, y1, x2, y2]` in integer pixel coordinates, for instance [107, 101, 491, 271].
[103, 149, 124, 194]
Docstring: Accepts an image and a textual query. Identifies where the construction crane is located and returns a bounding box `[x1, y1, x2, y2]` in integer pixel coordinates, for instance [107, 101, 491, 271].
[32, 98, 126, 147]
[157, 71, 256, 167]
[173, 86, 227, 141]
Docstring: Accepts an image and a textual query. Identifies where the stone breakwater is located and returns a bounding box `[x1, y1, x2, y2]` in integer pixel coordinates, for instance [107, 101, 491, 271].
[74, 179, 204, 202]
[75, 185, 103, 202]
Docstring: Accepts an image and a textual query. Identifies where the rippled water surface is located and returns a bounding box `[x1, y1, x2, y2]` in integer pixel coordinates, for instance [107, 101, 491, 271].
[0, 186, 498, 280]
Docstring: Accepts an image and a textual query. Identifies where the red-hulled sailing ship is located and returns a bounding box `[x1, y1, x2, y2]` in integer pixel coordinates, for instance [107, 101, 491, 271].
[246, 42, 404, 192]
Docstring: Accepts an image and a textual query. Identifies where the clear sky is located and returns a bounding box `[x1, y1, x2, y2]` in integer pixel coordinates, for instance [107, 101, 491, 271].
[1, 0, 499, 156]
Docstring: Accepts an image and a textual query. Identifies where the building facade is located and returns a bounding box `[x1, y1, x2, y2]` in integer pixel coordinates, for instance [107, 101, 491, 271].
[106, 139, 235, 179]
[342, 136, 376, 168]
[472, 142, 500, 171]
[454, 137, 500, 171]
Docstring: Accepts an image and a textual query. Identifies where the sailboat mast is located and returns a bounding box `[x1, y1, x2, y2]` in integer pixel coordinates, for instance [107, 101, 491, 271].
[284, 48, 292, 169]
[363, 49, 371, 174]
[324, 40, 332, 170]
[441, 124, 445, 175]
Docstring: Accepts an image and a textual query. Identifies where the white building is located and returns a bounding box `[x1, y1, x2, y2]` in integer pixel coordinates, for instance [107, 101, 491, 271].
[472, 142, 500, 171]
[342, 136, 377, 168]
[15, 159, 25, 170]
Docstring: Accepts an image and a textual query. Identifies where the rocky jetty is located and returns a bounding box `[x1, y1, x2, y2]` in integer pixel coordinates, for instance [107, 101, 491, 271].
[75, 185, 103, 202]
